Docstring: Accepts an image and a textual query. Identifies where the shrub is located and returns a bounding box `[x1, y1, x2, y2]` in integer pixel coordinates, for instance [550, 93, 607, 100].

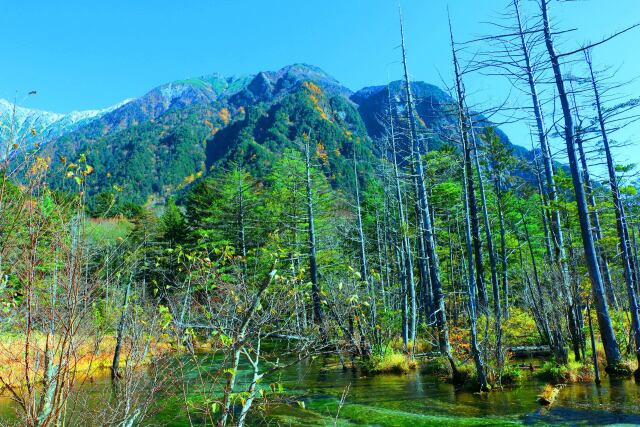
[535, 360, 594, 383]
[452, 364, 476, 387]
[605, 361, 634, 378]
[536, 361, 574, 383]
[363, 352, 418, 374]
[421, 356, 451, 377]
[500, 365, 524, 385]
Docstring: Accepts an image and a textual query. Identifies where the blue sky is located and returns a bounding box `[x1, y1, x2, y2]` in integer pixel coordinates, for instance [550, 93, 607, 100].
[1, 0, 638, 169]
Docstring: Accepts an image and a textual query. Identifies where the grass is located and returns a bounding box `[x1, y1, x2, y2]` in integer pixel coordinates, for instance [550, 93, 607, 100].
[363, 352, 418, 374]
[85, 218, 133, 245]
[0, 332, 171, 391]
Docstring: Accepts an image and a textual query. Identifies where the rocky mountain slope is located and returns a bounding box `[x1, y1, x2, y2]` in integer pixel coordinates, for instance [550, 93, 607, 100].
[3, 64, 530, 205]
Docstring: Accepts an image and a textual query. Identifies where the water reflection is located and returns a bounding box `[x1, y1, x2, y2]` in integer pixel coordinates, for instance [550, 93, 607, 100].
[1, 354, 640, 426]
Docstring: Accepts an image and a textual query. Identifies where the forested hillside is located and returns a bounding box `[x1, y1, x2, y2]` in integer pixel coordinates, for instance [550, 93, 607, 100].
[5, 63, 534, 209]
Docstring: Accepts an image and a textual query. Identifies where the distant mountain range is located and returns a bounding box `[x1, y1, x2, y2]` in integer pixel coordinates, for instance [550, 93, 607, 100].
[1, 64, 530, 205]
[0, 98, 132, 149]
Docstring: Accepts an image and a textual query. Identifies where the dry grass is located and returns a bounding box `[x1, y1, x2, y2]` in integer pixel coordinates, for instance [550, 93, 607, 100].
[367, 352, 419, 374]
[0, 333, 172, 391]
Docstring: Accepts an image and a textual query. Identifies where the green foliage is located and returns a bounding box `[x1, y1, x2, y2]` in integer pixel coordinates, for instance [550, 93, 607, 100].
[362, 351, 418, 374]
[503, 308, 541, 346]
[421, 356, 452, 377]
[206, 83, 375, 193]
[49, 104, 222, 204]
[499, 365, 524, 385]
[184, 167, 265, 252]
[85, 218, 133, 245]
[535, 359, 595, 383]
[161, 198, 186, 246]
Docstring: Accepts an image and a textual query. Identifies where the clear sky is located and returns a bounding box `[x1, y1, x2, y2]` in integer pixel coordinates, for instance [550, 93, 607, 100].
[1, 0, 638, 169]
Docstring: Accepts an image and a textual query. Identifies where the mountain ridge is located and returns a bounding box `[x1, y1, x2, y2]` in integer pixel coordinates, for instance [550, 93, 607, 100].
[4, 63, 531, 206]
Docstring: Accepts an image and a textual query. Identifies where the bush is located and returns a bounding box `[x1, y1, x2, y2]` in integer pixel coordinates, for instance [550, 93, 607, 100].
[503, 308, 541, 346]
[421, 356, 451, 377]
[536, 361, 573, 383]
[500, 365, 524, 385]
[363, 352, 418, 374]
[452, 364, 476, 387]
[535, 360, 594, 383]
[605, 361, 634, 378]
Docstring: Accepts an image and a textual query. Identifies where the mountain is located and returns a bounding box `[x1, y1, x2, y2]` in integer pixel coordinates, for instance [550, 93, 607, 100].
[206, 75, 372, 194]
[5, 64, 532, 206]
[352, 80, 530, 159]
[0, 98, 131, 152]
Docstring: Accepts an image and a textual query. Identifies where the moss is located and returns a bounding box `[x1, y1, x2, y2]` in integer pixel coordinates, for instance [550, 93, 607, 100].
[307, 399, 519, 426]
[605, 362, 634, 378]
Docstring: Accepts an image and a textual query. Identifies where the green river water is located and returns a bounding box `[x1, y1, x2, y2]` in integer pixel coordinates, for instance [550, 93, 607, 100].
[2, 355, 640, 426]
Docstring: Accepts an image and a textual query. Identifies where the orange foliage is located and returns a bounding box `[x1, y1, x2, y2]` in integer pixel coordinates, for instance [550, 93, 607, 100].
[27, 156, 50, 176]
[218, 107, 231, 125]
[302, 81, 330, 122]
[182, 170, 203, 186]
[316, 143, 329, 166]
[302, 81, 323, 95]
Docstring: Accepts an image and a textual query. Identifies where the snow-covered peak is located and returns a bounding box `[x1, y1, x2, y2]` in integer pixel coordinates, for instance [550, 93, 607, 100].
[0, 98, 132, 147]
[0, 98, 64, 130]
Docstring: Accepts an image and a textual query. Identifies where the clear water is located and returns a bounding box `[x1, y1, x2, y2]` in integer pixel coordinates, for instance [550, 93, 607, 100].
[2, 355, 640, 426]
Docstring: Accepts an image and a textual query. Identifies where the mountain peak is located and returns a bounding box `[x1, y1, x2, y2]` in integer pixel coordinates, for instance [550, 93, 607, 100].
[275, 63, 336, 81]
[0, 98, 129, 149]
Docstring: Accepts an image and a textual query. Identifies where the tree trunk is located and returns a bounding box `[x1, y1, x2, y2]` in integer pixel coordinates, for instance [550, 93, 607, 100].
[304, 139, 326, 338]
[515, 0, 583, 358]
[587, 299, 601, 385]
[111, 278, 131, 382]
[461, 142, 489, 391]
[353, 150, 374, 355]
[586, 51, 640, 374]
[470, 125, 502, 367]
[575, 124, 618, 308]
[388, 89, 414, 350]
[449, 26, 488, 314]
[401, 14, 455, 367]
[540, 0, 622, 368]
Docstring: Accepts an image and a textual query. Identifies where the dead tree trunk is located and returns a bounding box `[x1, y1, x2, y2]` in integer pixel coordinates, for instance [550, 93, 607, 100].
[400, 13, 456, 368]
[111, 277, 131, 382]
[540, 0, 622, 368]
[304, 138, 326, 339]
[586, 51, 640, 375]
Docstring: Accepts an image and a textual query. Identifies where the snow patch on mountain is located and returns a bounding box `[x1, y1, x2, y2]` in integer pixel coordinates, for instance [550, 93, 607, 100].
[0, 98, 132, 150]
